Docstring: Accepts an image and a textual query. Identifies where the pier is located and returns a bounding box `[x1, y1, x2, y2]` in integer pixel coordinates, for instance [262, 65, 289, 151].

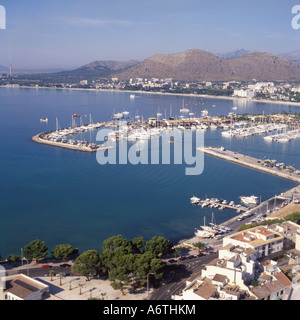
[198, 146, 300, 184]
[31, 132, 112, 153]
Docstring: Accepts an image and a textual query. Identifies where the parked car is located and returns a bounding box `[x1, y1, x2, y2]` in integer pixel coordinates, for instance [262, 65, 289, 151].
[168, 259, 176, 263]
[59, 263, 71, 268]
[41, 264, 52, 269]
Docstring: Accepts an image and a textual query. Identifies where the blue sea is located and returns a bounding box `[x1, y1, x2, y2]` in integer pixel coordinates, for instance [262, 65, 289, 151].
[0, 87, 299, 258]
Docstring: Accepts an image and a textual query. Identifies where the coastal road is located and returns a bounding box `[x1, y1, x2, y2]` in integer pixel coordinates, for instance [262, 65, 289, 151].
[149, 253, 217, 300]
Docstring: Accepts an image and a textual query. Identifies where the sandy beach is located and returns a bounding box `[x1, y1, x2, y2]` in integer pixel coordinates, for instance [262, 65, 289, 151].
[2, 85, 300, 107]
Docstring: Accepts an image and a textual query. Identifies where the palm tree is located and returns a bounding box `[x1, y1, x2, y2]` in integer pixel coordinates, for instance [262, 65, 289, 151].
[49, 270, 54, 282]
[59, 272, 63, 286]
[69, 280, 73, 291]
[78, 283, 83, 296]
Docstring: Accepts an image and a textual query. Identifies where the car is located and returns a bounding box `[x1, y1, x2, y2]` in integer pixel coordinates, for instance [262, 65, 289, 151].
[59, 263, 71, 268]
[168, 259, 176, 263]
[56, 272, 66, 277]
[187, 255, 195, 259]
[178, 256, 187, 261]
[41, 264, 52, 269]
[197, 253, 204, 257]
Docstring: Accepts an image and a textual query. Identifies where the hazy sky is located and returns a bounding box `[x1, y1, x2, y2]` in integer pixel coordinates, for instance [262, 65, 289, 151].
[0, 0, 300, 69]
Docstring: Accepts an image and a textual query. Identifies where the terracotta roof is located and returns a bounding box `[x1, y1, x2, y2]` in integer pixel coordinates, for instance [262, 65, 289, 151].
[194, 278, 217, 300]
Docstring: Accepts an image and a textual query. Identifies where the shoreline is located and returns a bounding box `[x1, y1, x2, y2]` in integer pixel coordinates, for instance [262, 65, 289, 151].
[2, 85, 300, 107]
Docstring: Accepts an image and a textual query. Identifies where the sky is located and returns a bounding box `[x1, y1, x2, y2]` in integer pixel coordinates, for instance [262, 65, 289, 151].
[0, 0, 300, 69]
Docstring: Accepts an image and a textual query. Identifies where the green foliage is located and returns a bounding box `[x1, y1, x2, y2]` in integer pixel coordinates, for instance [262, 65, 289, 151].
[193, 242, 207, 251]
[130, 237, 146, 254]
[8, 254, 20, 263]
[23, 239, 48, 261]
[51, 244, 75, 261]
[71, 250, 102, 281]
[284, 212, 300, 225]
[102, 235, 132, 253]
[145, 236, 173, 256]
[98, 235, 166, 292]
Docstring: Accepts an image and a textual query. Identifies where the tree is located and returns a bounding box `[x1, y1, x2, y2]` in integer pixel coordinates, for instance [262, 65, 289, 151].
[8, 254, 20, 264]
[102, 235, 132, 253]
[145, 236, 173, 257]
[23, 240, 48, 262]
[193, 242, 207, 251]
[71, 250, 101, 281]
[109, 253, 136, 295]
[130, 237, 146, 254]
[51, 244, 75, 261]
[133, 251, 164, 287]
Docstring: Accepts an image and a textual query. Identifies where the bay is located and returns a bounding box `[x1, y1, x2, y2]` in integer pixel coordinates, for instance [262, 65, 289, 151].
[0, 87, 299, 258]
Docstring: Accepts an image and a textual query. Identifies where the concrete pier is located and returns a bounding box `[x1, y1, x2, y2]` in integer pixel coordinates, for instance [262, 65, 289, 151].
[31, 133, 111, 153]
[198, 146, 300, 184]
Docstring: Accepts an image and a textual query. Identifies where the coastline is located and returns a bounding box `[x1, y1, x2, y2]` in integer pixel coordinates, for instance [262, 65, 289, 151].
[2, 85, 300, 107]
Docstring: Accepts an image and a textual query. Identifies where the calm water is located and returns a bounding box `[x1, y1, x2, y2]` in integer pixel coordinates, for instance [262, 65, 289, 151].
[0, 87, 299, 258]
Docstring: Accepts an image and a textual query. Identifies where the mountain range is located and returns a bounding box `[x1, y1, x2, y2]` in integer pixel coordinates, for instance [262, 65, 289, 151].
[4, 49, 300, 82]
[115, 49, 300, 82]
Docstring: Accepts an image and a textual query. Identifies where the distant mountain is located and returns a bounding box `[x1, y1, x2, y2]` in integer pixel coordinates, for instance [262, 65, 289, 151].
[67, 60, 139, 78]
[278, 51, 300, 66]
[0, 65, 9, 72]
[216, 49, 252, 59]
[116, 49, 300, 82]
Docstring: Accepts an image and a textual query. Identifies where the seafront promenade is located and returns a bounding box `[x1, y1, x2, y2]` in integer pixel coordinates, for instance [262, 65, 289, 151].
[198, 146, 300, 184]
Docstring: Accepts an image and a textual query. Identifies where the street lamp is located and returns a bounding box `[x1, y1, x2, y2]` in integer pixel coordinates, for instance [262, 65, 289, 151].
[21, 248, 23, 266]
[147, 273, 154, 296]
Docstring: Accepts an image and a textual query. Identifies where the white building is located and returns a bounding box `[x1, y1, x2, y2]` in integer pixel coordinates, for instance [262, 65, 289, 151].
[233, 89, 256, 99]
[1, 274, 50, 300]
[223, 225, 284, 259]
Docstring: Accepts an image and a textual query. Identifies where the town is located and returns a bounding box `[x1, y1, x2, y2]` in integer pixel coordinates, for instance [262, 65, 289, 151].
[1, 71, 300, 103]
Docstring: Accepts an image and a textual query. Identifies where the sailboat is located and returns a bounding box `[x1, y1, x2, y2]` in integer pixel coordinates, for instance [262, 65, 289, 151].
[194, 216, 215, 238]
[180, 100, 190, 113]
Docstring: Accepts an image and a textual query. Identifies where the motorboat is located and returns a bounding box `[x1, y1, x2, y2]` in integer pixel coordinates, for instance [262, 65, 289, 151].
[190, 196, 200, 204]
[240, 195, 259, 206]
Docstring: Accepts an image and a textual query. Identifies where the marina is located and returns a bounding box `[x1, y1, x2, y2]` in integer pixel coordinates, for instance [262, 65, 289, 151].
[190, 196, 248, 212]
[1, 87, 300, 259]
[263, 128, 300, 143]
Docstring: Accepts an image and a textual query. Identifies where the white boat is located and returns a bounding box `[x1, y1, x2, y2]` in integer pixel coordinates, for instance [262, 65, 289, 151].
[130, 94, 135, 99]
[180, 108, 190, 113]
[190, 196, 200, 204]
[240, 195, 259, 206]
[200, 216, 218, 234]
[194, 229, 214, 238]
[201, 110, 208, 117]
[40, 118, 48, 123]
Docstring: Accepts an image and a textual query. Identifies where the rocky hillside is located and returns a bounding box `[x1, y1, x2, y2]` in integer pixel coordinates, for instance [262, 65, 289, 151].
[116, 49, 300, 82]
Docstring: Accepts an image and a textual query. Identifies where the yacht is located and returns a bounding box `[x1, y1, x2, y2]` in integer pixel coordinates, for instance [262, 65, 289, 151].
[240, 195, 259, 206]
[190, 196, 200, 204]
[194, 229, 214, 238]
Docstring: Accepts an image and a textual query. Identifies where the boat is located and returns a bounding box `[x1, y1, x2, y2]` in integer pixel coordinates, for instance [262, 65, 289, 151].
[73, 114, 81, 118]
[200, 216, 218, 234]
[190, 196, 200, 204]
[130, 94, 135, 99]
[40, 118, 48, 123]
[194, 229, 214, 238]
[201, 110, 208, 117]
[240, 195, 259, 206]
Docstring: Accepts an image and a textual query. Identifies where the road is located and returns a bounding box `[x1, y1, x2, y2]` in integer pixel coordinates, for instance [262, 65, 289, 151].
[149, 253, 217, 300]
